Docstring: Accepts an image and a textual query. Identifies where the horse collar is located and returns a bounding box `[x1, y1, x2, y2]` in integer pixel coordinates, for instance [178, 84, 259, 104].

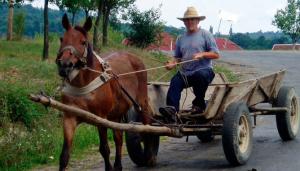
[61, 52, 113, 96]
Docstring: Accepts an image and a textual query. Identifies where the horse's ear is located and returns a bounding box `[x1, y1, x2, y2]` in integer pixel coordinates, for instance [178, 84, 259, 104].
[62, 13, 71, 30]
[83, 16, 93, 32]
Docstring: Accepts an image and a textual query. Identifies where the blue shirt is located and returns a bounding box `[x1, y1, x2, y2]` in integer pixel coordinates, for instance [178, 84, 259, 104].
[175, 29, 219, 75]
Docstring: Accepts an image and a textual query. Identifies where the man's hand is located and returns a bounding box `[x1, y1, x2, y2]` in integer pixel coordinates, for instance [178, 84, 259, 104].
[192, 52, 204, 60]
[165, 60, 177, 70]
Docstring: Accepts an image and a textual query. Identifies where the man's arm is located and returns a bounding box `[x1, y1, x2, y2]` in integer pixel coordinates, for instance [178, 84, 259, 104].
[192, 51, 219, 60]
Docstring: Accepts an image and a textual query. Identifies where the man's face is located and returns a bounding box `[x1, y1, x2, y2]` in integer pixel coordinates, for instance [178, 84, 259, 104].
[183, 18, 200, 33]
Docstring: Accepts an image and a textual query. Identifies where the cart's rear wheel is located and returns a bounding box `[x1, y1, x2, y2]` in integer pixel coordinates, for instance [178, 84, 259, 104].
[274, 86, 300, 141]
[125, 107, 160, 166]
[196, 130, 214, 143]
[222, 102, 253, 166]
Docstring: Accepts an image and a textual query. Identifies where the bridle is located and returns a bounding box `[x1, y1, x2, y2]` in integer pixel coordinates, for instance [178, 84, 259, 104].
[57, 42, 113, 96]
[56, 42, 89, 66]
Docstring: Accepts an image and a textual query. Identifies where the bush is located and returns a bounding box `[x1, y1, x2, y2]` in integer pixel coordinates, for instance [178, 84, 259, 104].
[0, 82, 41, 128]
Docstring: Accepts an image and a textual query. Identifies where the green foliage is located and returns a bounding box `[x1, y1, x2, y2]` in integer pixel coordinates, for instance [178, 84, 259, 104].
[13, 11, 26, 40]
[164, 25, 185, 37]
[0, 39, 108, 171]
[0, 4, 86, 37]
[229, 32, 292, 50]
[124, 6, 164, 48]
[0, 82, 41, 128]
[214, 65, 239, 82]
[273, 0, 300, 43]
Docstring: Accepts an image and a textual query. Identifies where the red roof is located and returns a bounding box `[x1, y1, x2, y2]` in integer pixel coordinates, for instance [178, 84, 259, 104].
[215, 38, 242, 51]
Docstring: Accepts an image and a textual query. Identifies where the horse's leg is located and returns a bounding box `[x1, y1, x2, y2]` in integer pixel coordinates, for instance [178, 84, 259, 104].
[113, 129, 123, 170]
[98, 127, 113, 171]
[59, 117, 77, 171]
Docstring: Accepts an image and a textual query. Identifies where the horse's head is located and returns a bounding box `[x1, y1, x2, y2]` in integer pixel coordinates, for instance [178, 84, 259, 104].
[56, 14, 93, 78]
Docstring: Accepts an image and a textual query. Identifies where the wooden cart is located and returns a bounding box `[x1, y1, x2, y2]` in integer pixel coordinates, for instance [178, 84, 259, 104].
[30, 69, 300, 166]
[126, 69, 300, 166]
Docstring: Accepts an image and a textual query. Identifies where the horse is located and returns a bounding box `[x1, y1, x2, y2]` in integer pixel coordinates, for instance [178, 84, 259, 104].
[56, 14, 157, 171]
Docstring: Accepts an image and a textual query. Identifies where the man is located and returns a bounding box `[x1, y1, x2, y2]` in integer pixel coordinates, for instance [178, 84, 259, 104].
[159, 7, 219, 120]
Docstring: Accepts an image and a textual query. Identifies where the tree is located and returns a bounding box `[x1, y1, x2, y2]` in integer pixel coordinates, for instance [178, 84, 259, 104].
[124, 6, 164, 48]
[43, 0, 49, 60]
[56, 0, 81, 25]
[93, 0, 103, 51]
[1, 0, 25, 40]
[102, 0, 135, 46]
[273, 0, 300, 45]
[13, 11, 25, 40]
[80, 0, 96, 19]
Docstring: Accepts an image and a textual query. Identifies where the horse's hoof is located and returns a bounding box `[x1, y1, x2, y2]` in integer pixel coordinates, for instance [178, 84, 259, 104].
[113, 166, 122, 171]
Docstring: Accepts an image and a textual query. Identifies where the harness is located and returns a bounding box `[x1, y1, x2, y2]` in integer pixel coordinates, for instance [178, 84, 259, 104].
[61, 50, 112, 96]
[58, 45, 142, 112]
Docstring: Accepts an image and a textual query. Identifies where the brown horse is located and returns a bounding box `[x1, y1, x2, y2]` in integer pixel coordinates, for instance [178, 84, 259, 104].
[56, 14, 157, 171]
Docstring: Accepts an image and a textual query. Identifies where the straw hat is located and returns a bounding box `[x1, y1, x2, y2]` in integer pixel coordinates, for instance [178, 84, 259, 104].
[177, 7, 206, 21]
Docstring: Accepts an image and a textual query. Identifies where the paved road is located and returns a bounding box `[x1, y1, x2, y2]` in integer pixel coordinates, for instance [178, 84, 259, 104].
[39, 51, 300, 171]
[221, 51, 300, 93]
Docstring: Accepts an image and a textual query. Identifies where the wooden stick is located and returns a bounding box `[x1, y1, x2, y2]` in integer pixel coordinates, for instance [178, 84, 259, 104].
[29, 94, 182, 137]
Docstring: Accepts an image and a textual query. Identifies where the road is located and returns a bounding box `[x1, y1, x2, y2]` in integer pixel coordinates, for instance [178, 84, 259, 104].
[36, 51, 300, 171]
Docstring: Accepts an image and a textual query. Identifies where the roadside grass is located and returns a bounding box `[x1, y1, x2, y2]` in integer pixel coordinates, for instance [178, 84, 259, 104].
[0, 36, 237, 171]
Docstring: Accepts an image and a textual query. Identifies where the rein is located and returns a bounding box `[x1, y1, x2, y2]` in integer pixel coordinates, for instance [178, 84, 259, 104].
[86, 58, 200, 77]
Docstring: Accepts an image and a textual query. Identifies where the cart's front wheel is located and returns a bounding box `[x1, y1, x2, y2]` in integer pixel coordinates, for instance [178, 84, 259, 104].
[274, 86, 300, 141]
[222, 102, 253, 166]
[125, 107, 160, 166]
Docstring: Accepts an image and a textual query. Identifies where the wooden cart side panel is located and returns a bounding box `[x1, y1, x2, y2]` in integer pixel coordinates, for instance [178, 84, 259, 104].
[215, 80, 257, 119]
[204, 86, 226, 119]
[248, 71, 285, 106]
[203, 73, 228, 119]
[215, 70, 286, 120]
[148, 84, 168, 116]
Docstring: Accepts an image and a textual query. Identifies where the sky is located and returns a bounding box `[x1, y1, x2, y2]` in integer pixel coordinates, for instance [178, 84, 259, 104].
[31, 0, 287, 34]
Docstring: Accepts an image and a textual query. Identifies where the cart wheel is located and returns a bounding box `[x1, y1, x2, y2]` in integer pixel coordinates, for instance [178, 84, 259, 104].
[274, 86, 300, 141]
[196, 130, 214, 143]
[125, 107, 160, 166]
[222, 102, 253, 166]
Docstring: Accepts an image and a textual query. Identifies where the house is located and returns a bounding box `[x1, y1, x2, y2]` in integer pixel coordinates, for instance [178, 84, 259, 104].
[215, 38, 242, 51]
[272, 44, 300, 51]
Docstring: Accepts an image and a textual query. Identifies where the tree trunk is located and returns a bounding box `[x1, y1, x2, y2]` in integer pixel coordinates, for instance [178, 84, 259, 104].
[7, 0, 14, 41]
[84, 9, 89, 20]
[72, 12, 75, 26]
[43, 0, 49, 61]
[93, 1, 103, 51]
[102, 7, 110, 46]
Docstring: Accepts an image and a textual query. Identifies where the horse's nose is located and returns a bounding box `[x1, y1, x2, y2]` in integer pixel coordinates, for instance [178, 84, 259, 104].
[57, 60, 74, 78]
[60, 60, 74, 68]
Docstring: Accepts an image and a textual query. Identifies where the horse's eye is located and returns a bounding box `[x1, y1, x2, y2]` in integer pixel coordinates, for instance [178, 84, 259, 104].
[81, 41, 87, 46]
